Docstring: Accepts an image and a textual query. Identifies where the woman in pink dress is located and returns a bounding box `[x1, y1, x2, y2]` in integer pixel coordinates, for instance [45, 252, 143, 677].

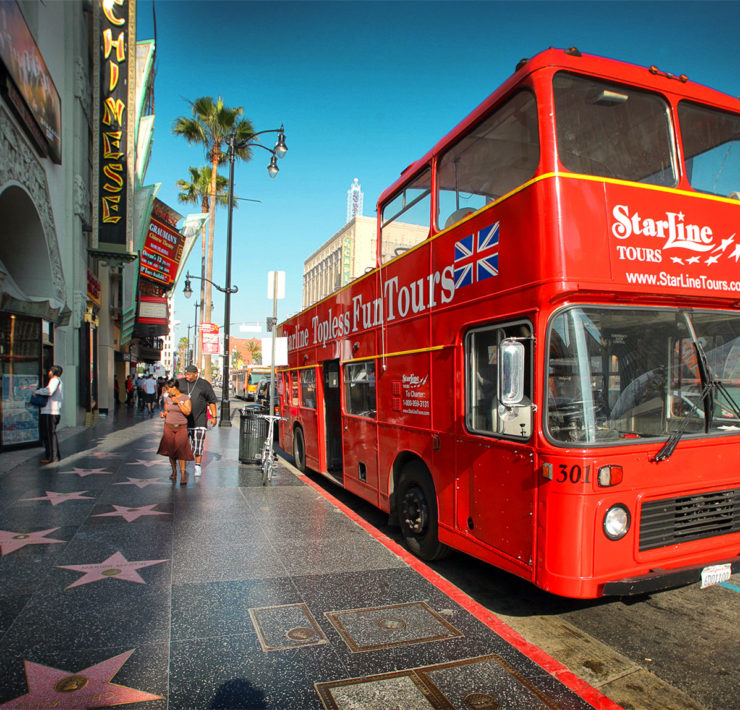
[157, 378, 194, 485]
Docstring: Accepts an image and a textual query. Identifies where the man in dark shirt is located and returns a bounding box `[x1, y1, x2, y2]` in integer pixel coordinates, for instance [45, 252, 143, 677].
[179, 365, 218, 477]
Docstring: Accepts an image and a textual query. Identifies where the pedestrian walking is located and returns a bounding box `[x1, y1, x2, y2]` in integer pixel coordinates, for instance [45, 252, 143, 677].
[179, 364, 217, 477]
[35, 365, 63, 463]
[136, 373, 145, 411]
[114, 376, 120, 407]
[126, 374, 134, 407]
[157, 378, 193, 485]
[142, 373, 158, 416]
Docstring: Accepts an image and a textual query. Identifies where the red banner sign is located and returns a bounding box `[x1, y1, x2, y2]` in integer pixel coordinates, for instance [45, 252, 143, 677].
[200, 323, 220, 355]
[139, 216, 185, 287]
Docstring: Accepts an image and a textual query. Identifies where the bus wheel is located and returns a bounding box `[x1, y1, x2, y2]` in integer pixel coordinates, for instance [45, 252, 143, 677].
[397, 463, 448, 561]
[292, 427, 306, 472]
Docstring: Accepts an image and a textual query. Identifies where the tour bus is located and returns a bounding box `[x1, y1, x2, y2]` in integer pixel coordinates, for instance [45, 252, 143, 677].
[233, 366, 271, 400]
[278, 47, 740, 599]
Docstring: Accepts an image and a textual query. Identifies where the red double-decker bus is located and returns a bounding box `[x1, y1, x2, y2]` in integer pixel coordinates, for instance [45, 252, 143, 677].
[278, 47, 740, 598]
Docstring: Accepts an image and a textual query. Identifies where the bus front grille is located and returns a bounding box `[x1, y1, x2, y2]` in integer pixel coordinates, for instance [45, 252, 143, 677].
[639, 488, 740, 551]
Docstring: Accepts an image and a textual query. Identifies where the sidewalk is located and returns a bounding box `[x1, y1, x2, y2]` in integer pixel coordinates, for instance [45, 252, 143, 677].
[0, 407, 617, 709]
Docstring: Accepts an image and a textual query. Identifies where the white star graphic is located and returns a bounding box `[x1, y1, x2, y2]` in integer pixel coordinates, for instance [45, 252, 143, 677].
[705, 254, 720, 265]
[670, 256, 684, 265]
[730, 244, 740, 262]
[711, 234, 735, 253]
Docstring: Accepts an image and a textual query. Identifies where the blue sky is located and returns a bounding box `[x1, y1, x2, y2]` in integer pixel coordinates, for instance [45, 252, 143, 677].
[136, 0, 739, 346]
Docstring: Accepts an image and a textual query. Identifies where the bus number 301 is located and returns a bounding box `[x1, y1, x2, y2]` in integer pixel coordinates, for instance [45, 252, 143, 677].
[557, 464, 591, 484]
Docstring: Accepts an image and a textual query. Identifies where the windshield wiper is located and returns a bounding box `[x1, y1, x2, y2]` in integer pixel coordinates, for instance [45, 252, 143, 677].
[653, 380, 712, 462]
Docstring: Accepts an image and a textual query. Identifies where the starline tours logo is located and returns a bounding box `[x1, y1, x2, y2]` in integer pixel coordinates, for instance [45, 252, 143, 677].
[610, 204, 739, 267]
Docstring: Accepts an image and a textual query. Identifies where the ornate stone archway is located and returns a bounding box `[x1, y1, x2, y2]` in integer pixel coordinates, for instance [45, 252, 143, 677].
[0, 104, 67, 319]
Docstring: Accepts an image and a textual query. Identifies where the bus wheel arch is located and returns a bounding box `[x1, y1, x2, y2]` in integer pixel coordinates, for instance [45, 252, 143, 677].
[292, 425, 306, 472]
[396, 459, 449, 561]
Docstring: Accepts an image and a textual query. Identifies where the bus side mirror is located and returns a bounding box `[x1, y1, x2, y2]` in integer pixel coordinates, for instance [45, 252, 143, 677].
[500, 339, 525, 406]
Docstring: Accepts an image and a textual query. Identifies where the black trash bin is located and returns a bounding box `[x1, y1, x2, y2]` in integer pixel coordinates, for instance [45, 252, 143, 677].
[238, 405, 268, 463]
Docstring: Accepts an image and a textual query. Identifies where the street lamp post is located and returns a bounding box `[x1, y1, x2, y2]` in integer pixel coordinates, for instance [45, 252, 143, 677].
[183, 273, 237, 395]
[219, 124, 287, 428]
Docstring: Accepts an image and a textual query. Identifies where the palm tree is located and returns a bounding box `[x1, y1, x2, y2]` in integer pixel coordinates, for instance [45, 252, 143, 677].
[246, 339, 261, 365]
[176, 165, 231, 213]
[173, 97, 255, 381]
[175, 165, 233, 372]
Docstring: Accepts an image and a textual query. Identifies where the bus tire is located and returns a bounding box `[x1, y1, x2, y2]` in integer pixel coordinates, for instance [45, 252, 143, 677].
[292, 427, 306, 473]
[397, 462, 449, 561]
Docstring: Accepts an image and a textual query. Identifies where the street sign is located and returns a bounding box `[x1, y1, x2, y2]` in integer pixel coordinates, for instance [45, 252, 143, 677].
[267, 271, 285, 300]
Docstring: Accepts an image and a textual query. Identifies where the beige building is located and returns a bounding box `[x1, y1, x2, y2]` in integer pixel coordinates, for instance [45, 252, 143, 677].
[302, 215, 428, 308]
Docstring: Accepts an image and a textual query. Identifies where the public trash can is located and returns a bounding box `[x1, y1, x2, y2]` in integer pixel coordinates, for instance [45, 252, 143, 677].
[238, 405, 268, 463]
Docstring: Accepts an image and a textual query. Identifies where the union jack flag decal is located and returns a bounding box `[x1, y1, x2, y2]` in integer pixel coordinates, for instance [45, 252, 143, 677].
[453, 222, 499, 289]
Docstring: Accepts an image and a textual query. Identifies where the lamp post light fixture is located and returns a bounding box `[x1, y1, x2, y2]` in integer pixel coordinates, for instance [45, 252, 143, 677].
[219, 124, 287, 428]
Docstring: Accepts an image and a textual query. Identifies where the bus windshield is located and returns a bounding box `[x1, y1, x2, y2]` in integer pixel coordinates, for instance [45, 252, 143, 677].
[547, 307, 740, 444]
[553, 72, 677, 186]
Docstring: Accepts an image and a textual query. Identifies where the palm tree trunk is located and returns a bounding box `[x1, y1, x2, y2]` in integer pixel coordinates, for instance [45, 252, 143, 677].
[202, 149, 219, 382]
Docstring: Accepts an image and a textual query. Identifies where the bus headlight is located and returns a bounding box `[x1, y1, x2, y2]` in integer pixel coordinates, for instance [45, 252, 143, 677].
[603, 504, 630, 540]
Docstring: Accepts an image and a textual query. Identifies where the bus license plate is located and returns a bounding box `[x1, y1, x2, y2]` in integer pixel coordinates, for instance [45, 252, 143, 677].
[700, 563, 732, 589]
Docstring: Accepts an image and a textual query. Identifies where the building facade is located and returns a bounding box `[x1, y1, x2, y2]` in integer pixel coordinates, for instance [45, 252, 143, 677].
[302, 215, 428, 308]
[0, 0, 191, 448]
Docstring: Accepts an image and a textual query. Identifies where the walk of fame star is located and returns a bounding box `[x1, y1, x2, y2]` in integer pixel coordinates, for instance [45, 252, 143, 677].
[0, 650, 161, 708]
[92, 505, 169, 522]
[113, 477, 169, 488]
[126, 459, 168, 468]
[20, 491, 94, 506]
[57, 551, 168, 588]
[88, 451, 123, 458]
[0, 528, 65, 556]
[59, 467, 113, 478]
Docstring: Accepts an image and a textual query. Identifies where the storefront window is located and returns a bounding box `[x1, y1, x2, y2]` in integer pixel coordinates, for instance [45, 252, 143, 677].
[1, 314, 42, 446]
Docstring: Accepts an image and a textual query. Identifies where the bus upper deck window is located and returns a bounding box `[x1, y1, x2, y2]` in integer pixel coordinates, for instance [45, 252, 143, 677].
[553, 72, 677, 187]
[436, 90, 539, 230]
[678, 101, 740, 198]
[379, 167, 432, 264]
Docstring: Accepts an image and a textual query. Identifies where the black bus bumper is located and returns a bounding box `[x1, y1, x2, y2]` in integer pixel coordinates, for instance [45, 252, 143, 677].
[602, 556, 740, 596]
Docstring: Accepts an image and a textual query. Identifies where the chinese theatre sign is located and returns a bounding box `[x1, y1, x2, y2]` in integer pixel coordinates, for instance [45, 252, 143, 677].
[93, 0, 136, 255]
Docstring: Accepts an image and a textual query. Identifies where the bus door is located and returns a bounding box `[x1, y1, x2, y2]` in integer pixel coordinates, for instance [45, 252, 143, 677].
[458, 322, 535, 565]
[322, 360, 343, 479]
[341, 360, 378, 500]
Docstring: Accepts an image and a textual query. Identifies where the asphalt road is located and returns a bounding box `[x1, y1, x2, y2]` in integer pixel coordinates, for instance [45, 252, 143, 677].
[295, 465, 739, 710]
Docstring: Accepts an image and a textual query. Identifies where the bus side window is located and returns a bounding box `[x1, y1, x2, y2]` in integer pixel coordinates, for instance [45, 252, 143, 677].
[300, 368, 316, 409]
[344, 362, 376, 418]
[466, 322, 533, 438]
[379, 167, 431, 265]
